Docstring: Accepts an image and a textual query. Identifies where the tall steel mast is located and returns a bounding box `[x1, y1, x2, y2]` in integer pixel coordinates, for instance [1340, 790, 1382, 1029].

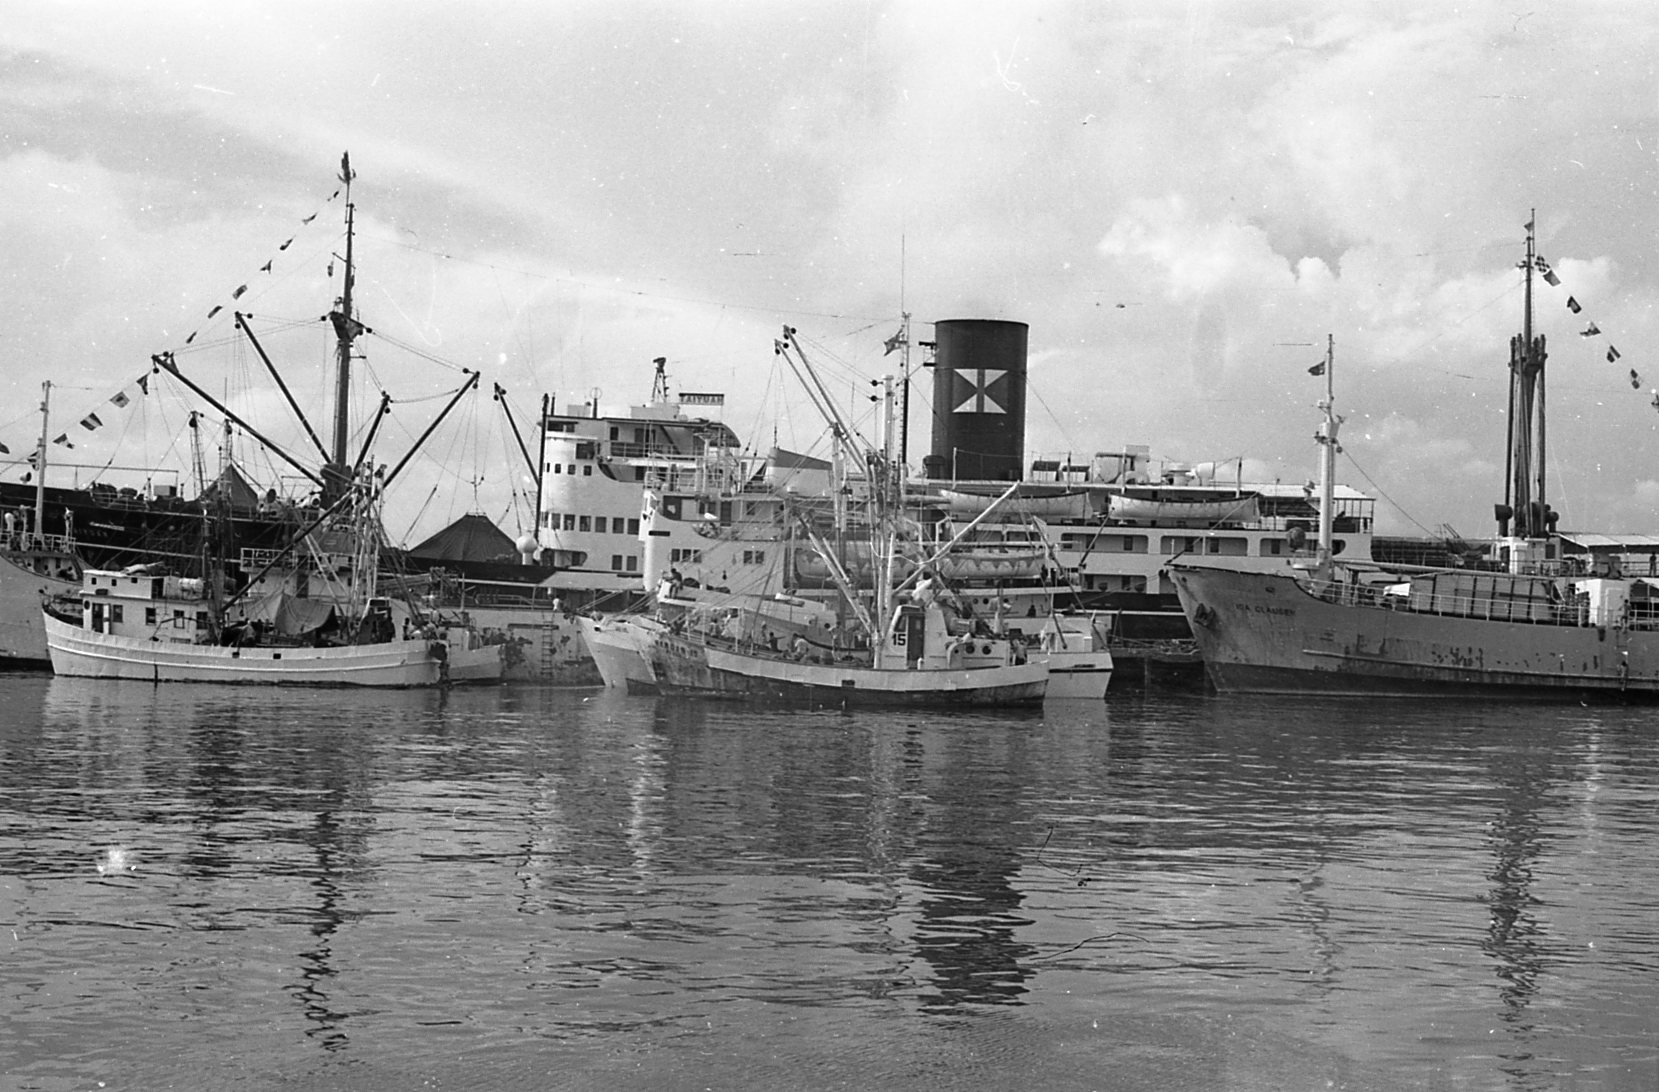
[325, 152, 361, 503]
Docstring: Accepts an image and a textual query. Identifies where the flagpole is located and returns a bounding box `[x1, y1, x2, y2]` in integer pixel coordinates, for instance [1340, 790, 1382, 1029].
[34, 381, 50, 547]
[899, 310, 911, 471]
[1316, 335, 1337, 575]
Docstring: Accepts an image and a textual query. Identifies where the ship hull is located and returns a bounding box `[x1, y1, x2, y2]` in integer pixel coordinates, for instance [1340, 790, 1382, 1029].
[647, 632, 1048, 707]
[576, 614, 661, 691]
[2, 550, 79, 668]
[44, 614, 447, 687]
[1170, 560, 1659, 698]
[1038, 653, 1114, 699]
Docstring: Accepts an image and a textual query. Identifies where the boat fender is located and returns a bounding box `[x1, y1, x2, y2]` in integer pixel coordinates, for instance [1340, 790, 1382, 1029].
[1192, 603, 1217, 628]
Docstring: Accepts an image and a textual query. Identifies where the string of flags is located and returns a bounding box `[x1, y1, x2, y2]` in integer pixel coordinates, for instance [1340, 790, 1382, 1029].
[1, 371, 155, 464]
[1531, 246, 1646, 407]
[1295, 231, 1651, 412]
[6, 160, 355, 474]
[174, 174, 347, 348]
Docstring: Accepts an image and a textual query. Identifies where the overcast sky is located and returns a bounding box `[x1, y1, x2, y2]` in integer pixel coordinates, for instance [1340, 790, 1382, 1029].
[5, 1, 1659, 545]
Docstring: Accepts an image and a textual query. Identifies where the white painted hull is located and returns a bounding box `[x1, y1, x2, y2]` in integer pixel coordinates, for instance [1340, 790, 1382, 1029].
[1, 550, 78, 666]
[44, 614, 446, 687]
[576, 614, 660, 690]
[1038, 650, 1114, 699]
[441, 638, 506, 684]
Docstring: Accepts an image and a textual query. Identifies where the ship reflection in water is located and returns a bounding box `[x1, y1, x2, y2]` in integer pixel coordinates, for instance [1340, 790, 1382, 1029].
[3, 678, 1655, 1091]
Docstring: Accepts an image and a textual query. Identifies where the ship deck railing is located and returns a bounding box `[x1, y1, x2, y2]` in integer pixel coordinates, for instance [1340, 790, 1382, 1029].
[3, 532, 77, 555]
[1303, 573, 1659, 630]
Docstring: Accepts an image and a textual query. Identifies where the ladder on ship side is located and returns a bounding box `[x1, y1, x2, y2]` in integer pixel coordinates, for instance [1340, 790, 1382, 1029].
[539, 618, 558, 680]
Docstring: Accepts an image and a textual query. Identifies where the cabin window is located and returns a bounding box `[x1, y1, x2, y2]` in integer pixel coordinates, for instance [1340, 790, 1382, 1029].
[634, 467, 646, 482]
[562, 514, 576, 531]
[583, 465, 593, 476]
[611, 555, 623, 571]
[1264, 540, 1284, 556]
[552, 464, 562, 474]
[612, 517, 626, 534]
[627, 518, 639, 535]
[568, 464, 576, 475]
[173, 609, 186, 628]
[111, 605, 124, 624]
[195, 612, 208, 628]
[743, 550, 766, 565]
[625, 555, 638, 572]
[609, 427, 619, 441]
[578, 516, 591, 532]
[145, 607, 157, 626]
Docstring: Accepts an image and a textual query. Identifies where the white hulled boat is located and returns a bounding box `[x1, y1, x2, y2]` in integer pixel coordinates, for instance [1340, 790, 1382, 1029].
[41, 154, 503, 688]
[642, 334, 1047, 707]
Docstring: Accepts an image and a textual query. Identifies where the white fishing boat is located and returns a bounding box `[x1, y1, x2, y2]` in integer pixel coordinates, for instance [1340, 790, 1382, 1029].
[43, 603, 446, 687]
[1029, 611, 1114, 699]
[1170, 221, 1659, 698]
[576, 611, 664, 692]
[644, 333, 1047, 707]
[43, 560, 452, 687]
[41, 154, 504, 688]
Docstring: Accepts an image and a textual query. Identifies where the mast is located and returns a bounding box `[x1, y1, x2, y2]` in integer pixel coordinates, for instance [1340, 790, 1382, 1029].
[534, 392, 549, 554]
[650, 356, 670, 404]
[1497, 213, 1550, 540]
[1314, 334, 1340, 575]
[325, 152, 361, 504]
[897, 310, 912, 470]
[33, 381, 50, 547]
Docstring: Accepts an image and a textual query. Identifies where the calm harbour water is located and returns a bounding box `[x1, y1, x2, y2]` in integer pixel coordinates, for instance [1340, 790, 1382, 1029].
[1, 674, 1655, 1091]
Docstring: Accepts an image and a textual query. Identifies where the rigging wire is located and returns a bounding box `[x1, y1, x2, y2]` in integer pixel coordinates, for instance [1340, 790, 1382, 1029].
[1339, 449, 1440, 538]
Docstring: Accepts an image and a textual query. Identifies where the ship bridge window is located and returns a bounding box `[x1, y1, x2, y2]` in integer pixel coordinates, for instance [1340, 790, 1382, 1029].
[612, 517, 627, 534]
[579, 516, 591, 532]
[562, 514, 575, 531]
[628, 518, 639, 535]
